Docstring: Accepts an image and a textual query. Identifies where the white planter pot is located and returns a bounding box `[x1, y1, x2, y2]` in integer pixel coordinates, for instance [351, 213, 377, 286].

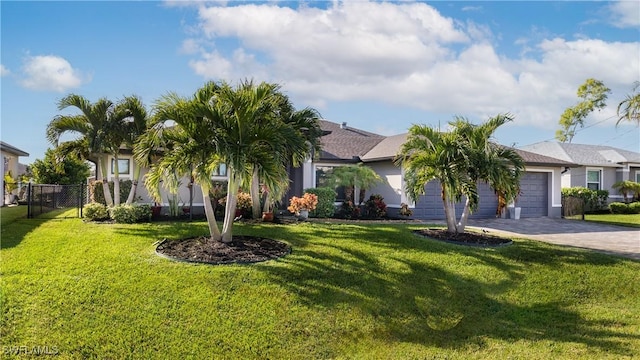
[509, 207, 521, 220]
[298, 209, 309, 220]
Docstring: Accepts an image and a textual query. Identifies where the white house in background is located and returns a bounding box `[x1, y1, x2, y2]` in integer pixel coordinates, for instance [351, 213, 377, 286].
[1, 141, 30, 205]
[520, 142, 640, 203]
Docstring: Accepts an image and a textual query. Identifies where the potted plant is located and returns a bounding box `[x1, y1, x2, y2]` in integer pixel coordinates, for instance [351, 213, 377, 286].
[151, 202, 162, 218]
[287, 193, 318, 220]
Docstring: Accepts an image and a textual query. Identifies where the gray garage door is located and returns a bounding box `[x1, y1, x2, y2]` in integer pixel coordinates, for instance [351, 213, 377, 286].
[413, 180, 497, 220]
[517, 172, 548, 217]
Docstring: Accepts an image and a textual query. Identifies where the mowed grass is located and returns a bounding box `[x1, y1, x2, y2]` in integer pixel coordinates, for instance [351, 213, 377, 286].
[1, 214, 639, 359]
[581, 213, 640, 228]
[0, 206, 27, 227]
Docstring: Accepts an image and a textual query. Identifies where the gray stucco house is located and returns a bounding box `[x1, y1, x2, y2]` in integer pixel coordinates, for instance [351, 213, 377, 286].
[288, 121, 574, 219]
[520, 142, 640, 203]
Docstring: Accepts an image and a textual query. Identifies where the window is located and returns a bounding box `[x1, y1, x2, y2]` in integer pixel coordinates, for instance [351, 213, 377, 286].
[636, 171, 640, 183]
[315, 165, 346, 201]
[586, 169, 601, 190]
[111, 158, 130, 175]
[211, 164, 227, 177]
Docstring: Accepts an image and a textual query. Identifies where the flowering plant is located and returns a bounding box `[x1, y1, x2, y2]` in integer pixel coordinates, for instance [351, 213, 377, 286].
[287, 193, 318, 214]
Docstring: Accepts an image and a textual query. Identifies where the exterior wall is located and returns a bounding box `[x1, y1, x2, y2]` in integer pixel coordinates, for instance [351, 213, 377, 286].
[566, 165, 628, 203]
[366, 161, 403, 207]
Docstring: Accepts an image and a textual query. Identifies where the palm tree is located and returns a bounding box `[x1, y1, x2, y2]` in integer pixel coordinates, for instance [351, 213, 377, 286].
[117, 95, 150, 205]
[617, 81, 640, 126]
[325, 164, 382, 204]
[612, 180, 640, 203]
[249, 101, 324, 218]
[46, 94, 123, 207]
[396, 114, 524, 234]
[138, 80, 309, 243]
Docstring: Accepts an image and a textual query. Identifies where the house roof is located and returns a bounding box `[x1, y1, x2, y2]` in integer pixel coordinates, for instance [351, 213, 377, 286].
[512, 148, 575, 167]
[0, 141, 29, 157]
[360, 133, 408, 162]
[318, 120, 385, 161]
[520, 141, 640, 167]
[359, 132, 574, 167]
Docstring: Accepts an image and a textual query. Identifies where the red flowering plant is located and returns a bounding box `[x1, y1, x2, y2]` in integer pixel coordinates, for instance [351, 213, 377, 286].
[287, 193, 319, 215]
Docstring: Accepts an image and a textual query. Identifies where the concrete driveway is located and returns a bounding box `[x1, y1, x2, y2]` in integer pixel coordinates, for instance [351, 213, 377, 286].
[466, 217, 640, 260]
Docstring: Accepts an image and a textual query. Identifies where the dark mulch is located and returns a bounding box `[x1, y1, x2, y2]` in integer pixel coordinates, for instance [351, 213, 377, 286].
[156, 235, 291, 265]
[414, 228, 513, 247]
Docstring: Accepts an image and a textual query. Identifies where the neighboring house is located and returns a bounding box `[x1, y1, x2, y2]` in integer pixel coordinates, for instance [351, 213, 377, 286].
[1, 141, 30, 205]
[520, 142, 640, 203]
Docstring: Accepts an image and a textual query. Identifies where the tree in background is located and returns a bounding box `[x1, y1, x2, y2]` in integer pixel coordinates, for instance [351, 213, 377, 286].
[325, 164, 382, 204]
[617, 81, 640, 127]
[31, 148, 90, 185]
[556, 78, 611, 143]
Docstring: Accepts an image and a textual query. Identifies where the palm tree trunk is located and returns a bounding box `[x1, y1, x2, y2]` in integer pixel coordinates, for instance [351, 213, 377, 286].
[441, 186, 458, 234]
[112, 155, 120, 206]
[98, 157, 114, 207]
[221, 172, 241, 243]
[250, 167, 261, 219]
[125, 162, 141, 205]
[457, 197, 471, 233]
[200, 183, 222, 242]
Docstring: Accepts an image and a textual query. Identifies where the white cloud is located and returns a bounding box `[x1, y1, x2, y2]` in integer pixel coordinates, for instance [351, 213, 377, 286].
[181, 2, 639, 130]
[20, 55, 88, 92]
[608, 1, 640, 28]
[0, 64, 9, 76]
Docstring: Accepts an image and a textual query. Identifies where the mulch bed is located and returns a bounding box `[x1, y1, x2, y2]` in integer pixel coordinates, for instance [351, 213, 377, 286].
[413, 228, 513, 247]
[156, 235, 291, 265]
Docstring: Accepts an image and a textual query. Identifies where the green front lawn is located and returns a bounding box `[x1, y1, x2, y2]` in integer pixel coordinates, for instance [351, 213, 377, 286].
[583, 213, 640, 228]
[1, 215, 639, 359]
[0, 205, 27, 227]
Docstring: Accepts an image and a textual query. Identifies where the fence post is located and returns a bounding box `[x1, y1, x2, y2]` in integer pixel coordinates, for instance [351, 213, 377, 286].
[27, 182, 32, 219]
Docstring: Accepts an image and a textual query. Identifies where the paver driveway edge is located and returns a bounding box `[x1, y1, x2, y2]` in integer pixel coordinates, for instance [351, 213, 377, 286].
[466, 217, 640, 261]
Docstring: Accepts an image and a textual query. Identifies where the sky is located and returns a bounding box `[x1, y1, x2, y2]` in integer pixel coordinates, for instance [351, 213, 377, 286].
[1, 0, 639, 165]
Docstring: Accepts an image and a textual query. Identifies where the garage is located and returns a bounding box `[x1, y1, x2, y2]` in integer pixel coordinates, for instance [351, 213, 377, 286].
[411, 171, 550, 220]
[517, 172, 549, 217]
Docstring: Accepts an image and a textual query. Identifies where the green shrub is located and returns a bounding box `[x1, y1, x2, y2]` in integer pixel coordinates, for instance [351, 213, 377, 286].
[91, 180, 132, 205]
[109, 204, 152, 223]
[629, 202, 640, 214]
[609, 202, 632, 214]
[364, 194, 387, 218]
[84, 203, 109, 221]
[134, 204, 152, 222]
[305, 187, 336, 218]
[562, 187, 609, 212]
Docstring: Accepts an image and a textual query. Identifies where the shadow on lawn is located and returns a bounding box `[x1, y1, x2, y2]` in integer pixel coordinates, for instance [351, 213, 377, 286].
[252, 223, 636, 355]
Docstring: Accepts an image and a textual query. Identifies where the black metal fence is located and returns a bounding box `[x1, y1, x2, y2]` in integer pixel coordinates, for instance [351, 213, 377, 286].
[27, 183, 85, 219]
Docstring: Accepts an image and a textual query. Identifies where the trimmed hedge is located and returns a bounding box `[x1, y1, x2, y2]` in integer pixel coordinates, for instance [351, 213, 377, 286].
[305, 187, 336, 218]
[91, 180, 133, 205]
[109, 204, 152, 223]
[84, 203, 109, 221]
[609, 202, 640, 214]
[561, 187, 609, 212]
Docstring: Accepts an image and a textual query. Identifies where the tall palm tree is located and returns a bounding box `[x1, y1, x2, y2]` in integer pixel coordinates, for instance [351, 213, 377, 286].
[248, 95, 323, 218]
[46, 94, 122, 207]
[396, 114, 523, 234]
[452, 115, 524, 229]
[617, 81, 640, 126]
[138, 80, 308, 243]
[117, 95, 150, 205]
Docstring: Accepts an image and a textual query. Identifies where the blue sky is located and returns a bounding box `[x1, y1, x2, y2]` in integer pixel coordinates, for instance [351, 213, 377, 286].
[1, 1, 639, 165]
